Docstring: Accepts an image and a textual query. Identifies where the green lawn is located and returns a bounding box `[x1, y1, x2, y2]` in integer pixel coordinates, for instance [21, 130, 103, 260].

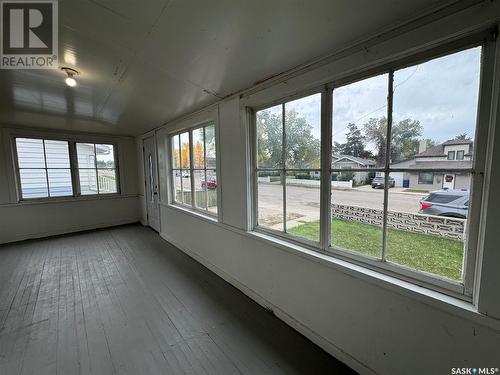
[288, 219, 464, 280]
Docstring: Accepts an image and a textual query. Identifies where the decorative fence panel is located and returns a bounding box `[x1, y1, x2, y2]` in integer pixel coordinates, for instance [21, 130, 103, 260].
[332, 204, 465, 240]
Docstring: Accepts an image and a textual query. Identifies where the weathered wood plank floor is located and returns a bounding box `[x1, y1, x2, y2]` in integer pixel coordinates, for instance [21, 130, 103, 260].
[0, 224, 355, 375]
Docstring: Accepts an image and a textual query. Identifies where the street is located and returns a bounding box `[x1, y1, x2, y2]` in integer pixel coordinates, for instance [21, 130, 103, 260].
[257, 183, 426, 229]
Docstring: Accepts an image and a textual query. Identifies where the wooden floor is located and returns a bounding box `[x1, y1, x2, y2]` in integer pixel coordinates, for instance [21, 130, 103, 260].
[0, 224, 355, 375]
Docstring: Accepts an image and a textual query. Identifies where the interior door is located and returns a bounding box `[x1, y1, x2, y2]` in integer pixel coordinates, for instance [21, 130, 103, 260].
[143, 136, 160, 232]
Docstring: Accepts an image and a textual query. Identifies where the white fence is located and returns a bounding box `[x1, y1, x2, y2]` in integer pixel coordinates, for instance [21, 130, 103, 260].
[258, 176, 353, 189]
[332, 203, 465, 240]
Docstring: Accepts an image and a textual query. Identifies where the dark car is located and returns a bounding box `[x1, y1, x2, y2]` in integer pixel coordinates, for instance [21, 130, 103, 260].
[419, 189, 469, 218]
[371, 176, 395, 189]
[201, 176, 217, 190]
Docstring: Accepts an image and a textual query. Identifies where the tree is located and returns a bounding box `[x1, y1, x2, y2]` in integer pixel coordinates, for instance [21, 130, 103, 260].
[193, 142, 204, 167]
[180, 142, 190, 168]
[364, 117, 422, 165]
[257, 109, 320, 169]
[333, 123, 372, 159]
[454, 133, 472, 141]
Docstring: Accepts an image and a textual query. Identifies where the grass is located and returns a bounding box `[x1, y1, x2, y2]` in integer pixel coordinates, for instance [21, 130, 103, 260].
[288, 219, 464, 280]
[403, 188, 430, 193]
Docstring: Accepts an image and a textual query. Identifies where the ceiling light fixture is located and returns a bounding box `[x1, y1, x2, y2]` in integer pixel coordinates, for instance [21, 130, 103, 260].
[61, 67, 78, 87]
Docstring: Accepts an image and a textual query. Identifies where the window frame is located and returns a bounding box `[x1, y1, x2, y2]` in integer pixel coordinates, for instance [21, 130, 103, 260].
[418, 172, 434, 185]
[12, 136, 120, 201]
[168, 121, 219, 219]
[447, 150, 456, 160]
[250, 35, 495, 300]
[456, 150, 465, 160]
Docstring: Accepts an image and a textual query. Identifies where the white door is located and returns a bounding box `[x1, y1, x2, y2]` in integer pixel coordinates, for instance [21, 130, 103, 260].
[442, 174, 455, 190]
[143, 136, 160, 232]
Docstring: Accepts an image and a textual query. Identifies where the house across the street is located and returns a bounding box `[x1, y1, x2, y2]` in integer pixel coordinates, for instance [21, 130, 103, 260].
[391, 139, 472, 190]
[310, 154, 375, 184]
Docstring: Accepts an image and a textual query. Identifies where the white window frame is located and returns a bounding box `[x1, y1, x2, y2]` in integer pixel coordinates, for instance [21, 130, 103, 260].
[168, 122, 220, 218]
[12, 136, 120, 201]
[250, 34, 496, 300]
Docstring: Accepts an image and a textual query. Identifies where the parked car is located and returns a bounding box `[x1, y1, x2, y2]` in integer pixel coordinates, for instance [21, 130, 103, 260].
[371, 176, 395, 189]
[181, 170, 190, 178]
[201, 176, 217, 190]
[419, 189, 469, 218]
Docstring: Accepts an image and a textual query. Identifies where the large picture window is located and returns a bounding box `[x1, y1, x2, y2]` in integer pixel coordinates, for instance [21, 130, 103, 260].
[15, 138, 72, 199]
[253, 44, 486, 297]
[170, 123, 218, 216]
[14, 137, 119, 199]
[76, 143, 118, 195]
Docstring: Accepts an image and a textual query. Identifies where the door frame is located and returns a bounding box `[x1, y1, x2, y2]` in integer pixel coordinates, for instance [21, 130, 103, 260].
[142, 132, 161, 232]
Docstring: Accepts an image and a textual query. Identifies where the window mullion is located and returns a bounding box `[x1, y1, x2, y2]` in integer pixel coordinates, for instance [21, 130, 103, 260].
[42, 139, 50, 197]
[320, 88, 333, 250]
[381, 70, 394, 262]
[93, 144, 100, 195]
[69, 141, 80, 196]
[282, 103, 287, 233]
[189, 131, 195, 208]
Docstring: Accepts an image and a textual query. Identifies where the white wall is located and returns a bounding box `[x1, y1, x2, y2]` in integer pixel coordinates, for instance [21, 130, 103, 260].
[0, 126, 141, 243]
[149, 3, 500, 374]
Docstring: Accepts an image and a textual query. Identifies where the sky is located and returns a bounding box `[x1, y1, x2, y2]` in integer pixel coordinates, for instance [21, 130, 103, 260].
[268, 46, 482, 151]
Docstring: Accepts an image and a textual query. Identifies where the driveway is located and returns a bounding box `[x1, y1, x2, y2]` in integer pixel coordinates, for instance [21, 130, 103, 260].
[257, 183, 426, 229]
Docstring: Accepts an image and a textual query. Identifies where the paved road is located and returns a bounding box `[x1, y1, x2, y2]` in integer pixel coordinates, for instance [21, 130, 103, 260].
[257, 183, 426, 229]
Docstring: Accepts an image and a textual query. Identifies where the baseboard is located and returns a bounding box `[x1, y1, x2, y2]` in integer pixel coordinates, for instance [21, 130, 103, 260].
[159, 232, 377, 375]
[0, 218, 141, 244]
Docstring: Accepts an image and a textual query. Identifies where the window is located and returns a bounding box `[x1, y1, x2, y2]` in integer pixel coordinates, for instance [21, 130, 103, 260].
[256, 93, 321, 242]
[76, 143, 118, 195]
[252, 44, 486, 296]
[170, 123, 218, 216]
[14, 137, 119, 199]
[15, 138, 72, 198]
[418, 172, 434, 185]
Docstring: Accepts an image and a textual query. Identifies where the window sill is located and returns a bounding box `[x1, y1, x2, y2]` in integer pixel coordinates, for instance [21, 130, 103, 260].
[0, 193, 137, 207]
[247, 230, 500, 330]
[165, 202, 219, 223]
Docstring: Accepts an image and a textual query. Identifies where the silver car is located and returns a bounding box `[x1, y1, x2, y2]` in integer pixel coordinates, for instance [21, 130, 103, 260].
[419, 189, 469, 218]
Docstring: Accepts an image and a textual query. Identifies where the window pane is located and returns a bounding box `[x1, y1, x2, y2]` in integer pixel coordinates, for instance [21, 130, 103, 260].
[45, 140, 70, 168]
[172, 135, 180, 168]
[285, 94, 321, 169]
[180, 132, 190, 168]
[79, 169, 98, 195]
[330, 172, 385, 258]
[390, 47, 480, 169]
[47, 169, 72, 196]
[19, 169, 48, 198]
[192, 128, 205, 169]
[256, 105, 283, 168]
[16, 138, 45, 168]
[333, 73, 388, 166]
[194, 170, 206, 209]
[173, 171, 182, 203]
[385, 173, 471, 280]
[205, 125, 216, 169]
[286, 171, 320, 242]
[206, 169, 217, 214]
[77, 143, 96, 168]
[98, 169, 117, 193]
[183, 173, 192, 205]
[257, 170, 283, 230]
[96, 144, 115, 168]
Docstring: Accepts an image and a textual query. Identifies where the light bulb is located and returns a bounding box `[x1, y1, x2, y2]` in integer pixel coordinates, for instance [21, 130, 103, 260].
[65, 76, 77, 87]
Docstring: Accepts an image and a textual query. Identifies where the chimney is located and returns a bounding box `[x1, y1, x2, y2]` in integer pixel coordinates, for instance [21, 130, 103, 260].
[418, 140, 427, 154]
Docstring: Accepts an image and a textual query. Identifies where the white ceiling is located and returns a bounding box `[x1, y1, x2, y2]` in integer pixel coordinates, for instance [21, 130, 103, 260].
[0, 0, 453, 136]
